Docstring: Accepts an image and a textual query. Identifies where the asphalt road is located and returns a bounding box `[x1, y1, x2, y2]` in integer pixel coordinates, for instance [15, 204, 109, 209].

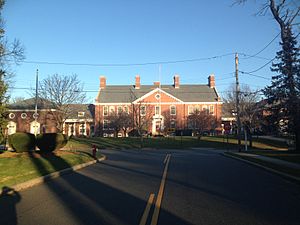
[1, 148, 300, 225]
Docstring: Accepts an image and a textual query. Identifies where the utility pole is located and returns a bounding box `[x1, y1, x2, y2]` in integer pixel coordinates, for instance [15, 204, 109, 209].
[34, 69, 39, 136]
[235, 53, 242, 151]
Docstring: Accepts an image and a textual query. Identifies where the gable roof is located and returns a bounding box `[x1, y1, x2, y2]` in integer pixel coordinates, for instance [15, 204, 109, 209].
[96, 84, 221, 103]
[8, 97, 56, 110]
[66, 104, 94, 119]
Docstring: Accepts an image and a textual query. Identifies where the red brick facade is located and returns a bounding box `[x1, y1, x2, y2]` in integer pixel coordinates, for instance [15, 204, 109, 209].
[95, 75, 222, 136]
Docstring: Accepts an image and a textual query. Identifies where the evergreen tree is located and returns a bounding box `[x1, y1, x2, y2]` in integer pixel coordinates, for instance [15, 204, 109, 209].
[264, 25, 300, 151]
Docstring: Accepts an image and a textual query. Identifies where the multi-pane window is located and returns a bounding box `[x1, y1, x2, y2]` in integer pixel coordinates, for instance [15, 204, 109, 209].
[202, 105, 209, 114]
[109, 106, 115, 114]
[170, 120, 176, 129]
[103, 120, 109, 129]
[78, 112, 85, 117]
[155, 106, 160, 115]
[103, 106, 108, 116]
[117, 106, 123, 114]
[140, 106, 146, 116]
[124, 106, 129, 113]
[195, 105, 200, 113]
[188, 106, 194, 115]
[170, 105, 176, 115]
[209, 105, 214, 115]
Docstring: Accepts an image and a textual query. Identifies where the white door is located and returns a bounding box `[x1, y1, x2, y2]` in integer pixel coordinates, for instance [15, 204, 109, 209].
[7, 121, 16, 135]
[30, 121, 40, 135]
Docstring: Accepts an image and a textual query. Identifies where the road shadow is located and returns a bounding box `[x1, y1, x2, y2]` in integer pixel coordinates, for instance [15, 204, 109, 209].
[1, 149, 192, 225]
[0, 186, 21, 225]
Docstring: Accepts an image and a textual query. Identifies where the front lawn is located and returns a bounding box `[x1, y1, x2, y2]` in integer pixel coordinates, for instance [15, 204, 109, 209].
[0, 139, 99, 189]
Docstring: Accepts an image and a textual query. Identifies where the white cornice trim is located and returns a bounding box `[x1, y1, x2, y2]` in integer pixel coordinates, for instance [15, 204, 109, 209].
[95, 101, 222, 106]
[8, 109, 57, 112]
[132, 88, 183, 104]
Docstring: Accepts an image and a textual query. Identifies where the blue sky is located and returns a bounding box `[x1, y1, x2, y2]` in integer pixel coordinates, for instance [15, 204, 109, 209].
[3, 0, 288, 103]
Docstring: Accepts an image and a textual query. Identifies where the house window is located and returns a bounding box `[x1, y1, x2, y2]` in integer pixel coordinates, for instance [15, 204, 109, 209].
[140, 105, 146, 116]
[78, 112, 85, 117]
[21, 113, 27, 119]
[170, 120, 176, 129]
[188, 106, 194, 115]
[155, 94, 161, 100]
[195, 105, 200, 113]
[209, 105, 214, 115]
[103, 120, 109, 129]
[9, 113, 15, 119]
[79, 123, 86, 135]
[170, 105, 176, 115]
[202, 105, 209, 114]
[155, 106, 160, 115]
[124, 106, 129, 113]
[33, 113, 39, 119]
[117, 106, 123, 114]
[103, 106, 108, 116]
[109, 106, 115, 114]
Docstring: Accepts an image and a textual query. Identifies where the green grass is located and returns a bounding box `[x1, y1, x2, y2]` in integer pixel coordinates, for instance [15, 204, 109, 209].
[73, 135, 288, 151]
[0, 139, 99, 189]
[226, 152, 300, 178]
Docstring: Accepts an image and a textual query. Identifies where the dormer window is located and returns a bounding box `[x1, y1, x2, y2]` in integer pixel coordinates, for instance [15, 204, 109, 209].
[78, 112, 85, 117]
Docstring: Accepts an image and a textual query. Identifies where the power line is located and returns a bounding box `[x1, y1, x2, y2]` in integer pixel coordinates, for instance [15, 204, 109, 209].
[243, 57, 276, 74]
[239, 71, 271, 80]
[9, 53, 236, 67]
[239, 32, 280, 60]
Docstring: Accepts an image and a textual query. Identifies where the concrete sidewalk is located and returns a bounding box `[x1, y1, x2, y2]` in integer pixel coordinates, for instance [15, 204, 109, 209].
[235, 152, 300, 170]
[223, 151, 300, 183]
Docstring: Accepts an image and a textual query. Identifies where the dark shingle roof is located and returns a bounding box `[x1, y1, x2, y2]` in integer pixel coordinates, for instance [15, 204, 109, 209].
[96, 84, 220, 103]
[67, 104, 94, 119]
[9, 98, 56, 110]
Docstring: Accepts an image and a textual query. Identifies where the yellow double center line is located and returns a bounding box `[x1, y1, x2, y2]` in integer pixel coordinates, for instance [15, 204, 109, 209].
[139, 154, 171, 225]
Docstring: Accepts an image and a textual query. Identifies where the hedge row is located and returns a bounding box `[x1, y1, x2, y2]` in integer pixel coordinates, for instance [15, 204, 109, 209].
[8, 133, 68, 153]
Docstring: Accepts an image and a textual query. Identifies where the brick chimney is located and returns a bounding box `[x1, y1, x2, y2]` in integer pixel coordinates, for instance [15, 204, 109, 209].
[154, 81, 160, 87]
[174, 74, 180, 88]
[135, 75, 140, 89]
[100, 76, 106, 89]
[208, 74, 215, 88]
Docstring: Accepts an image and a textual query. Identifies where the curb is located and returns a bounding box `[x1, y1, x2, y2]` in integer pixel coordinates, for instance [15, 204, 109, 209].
[6, 155, 106, 193]
[222, 152, 300, 183]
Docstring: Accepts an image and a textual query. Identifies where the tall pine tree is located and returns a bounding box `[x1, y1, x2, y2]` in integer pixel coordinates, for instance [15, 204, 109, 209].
[264, 1, 300, 151]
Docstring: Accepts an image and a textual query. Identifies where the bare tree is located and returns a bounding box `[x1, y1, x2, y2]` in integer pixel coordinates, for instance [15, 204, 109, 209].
[223, 84, 261, 146]
[106, 110, 133, 137]
[188, 109, 216, 137]
[38, 74, 86, 132]
[0, 0, 24, 136]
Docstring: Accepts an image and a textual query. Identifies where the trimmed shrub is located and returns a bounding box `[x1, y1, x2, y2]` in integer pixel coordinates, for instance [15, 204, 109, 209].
[8, 132, 36, 152]
[36, 133, 68, 152]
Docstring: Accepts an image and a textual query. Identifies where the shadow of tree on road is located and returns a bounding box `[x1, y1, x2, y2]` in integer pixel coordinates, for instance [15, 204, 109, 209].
[0, 186, 21, 225]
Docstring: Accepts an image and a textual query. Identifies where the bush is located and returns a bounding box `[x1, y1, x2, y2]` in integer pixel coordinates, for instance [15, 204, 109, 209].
[36, 133, 68, 152]
[8, 132, 36, 152]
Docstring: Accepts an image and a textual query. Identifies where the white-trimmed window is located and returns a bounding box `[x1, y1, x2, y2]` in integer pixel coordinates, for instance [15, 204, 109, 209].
[188, 106, 194, 115]
[155, 106, 160, 115]
[170, 105, 176, 115]
[9, 113, 15, 119]
[195, 105, 200, 113]
[202, 105, 209, 114]
[117, 106, 123, 114]
[103, 120, 109, 129]
[33, 113, 39, 119]
[124, 106, 129, 113]
[21, 113, 27, 119]
[209, 105, 214, 115]
[170, 120, 176, 129]
[140, 105, 146, 116]
[78, 112, 85, 117]
[103, 106, 108, 116]
[109, 106, 115, 114]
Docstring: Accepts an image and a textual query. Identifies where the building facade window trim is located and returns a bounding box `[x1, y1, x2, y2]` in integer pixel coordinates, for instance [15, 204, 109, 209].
[9, 113, 15, 119]
[170, 105, 176, 115]
[21, 113, 27, 119]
